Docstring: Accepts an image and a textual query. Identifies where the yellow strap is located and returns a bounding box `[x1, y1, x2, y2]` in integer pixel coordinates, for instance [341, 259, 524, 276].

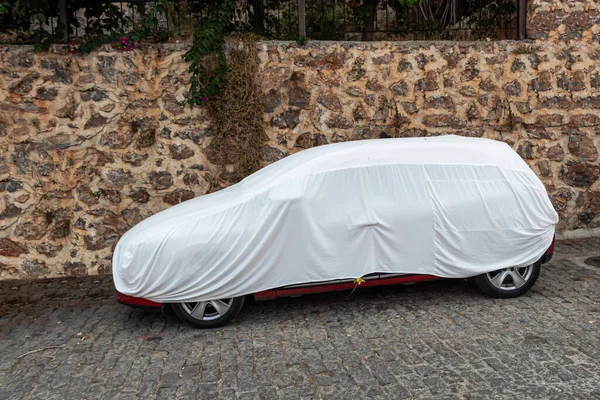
[347, 277, 365, 298]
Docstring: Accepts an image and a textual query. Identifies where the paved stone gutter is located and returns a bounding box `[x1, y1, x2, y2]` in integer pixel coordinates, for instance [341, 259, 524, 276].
[0, 238, 598, 399]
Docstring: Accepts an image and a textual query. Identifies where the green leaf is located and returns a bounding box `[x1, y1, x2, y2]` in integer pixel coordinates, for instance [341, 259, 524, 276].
[34, 12, 46, 24]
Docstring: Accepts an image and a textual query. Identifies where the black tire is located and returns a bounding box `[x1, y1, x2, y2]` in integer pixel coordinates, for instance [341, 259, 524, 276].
[171, 296, 245, 329]
[472, 261, 541, 298]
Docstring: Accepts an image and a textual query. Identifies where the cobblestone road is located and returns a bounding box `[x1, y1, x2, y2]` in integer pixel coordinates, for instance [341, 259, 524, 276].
[1, 239, 599, 399]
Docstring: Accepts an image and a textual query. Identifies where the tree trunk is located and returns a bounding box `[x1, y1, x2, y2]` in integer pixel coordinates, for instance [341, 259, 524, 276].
[361, 0, 379, 41]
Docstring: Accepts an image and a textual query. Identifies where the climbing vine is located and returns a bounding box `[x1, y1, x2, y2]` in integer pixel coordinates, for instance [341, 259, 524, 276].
[178, 1, 268, 180]
[182, 0, 236, 107]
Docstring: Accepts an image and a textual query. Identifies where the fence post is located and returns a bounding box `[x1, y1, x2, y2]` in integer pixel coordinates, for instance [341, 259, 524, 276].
[518, 0, 527, 39]
[254, 0, 265, 35]
[298, 0, 306, 37]
[58, 0, 68, 41]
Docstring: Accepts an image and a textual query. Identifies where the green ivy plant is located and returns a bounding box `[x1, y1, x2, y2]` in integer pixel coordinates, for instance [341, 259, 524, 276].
[183, 0, 236, 107]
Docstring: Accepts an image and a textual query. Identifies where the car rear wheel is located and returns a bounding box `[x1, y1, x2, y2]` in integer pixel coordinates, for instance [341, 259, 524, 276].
[171, 296, 245, 328]
[472, 261, 541, 298]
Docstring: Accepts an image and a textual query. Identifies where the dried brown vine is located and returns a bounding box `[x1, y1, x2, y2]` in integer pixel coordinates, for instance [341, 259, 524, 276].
[206, 37, 267, 183]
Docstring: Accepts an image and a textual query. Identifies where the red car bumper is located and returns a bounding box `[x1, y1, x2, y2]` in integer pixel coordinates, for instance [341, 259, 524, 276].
[116, 293, 163, 309]
[540, 235, 555, 264]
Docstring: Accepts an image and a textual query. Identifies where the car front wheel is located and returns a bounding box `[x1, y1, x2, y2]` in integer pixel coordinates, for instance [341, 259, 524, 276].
[171, 296, 245, 328]
[472, 261, 541, 298]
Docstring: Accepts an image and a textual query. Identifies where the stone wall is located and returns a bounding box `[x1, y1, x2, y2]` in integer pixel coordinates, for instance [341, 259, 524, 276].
[0, 46, 217, 279]
[259, 36, 600, 229]
[527, 0, 600, 42]
[1, 0, 599, 279]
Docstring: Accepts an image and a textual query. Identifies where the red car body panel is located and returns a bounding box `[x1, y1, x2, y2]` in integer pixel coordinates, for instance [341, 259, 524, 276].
[116, 237, 556, 308]
[253, 274, 440, 300]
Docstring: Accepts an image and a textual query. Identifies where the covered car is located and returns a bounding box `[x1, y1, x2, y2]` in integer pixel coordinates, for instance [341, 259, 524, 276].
[113, 135, 558, 327]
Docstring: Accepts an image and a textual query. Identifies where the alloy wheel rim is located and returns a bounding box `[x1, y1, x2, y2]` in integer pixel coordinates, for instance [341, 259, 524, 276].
[181, 298, 233, 321]
[486, 265, 533, 291]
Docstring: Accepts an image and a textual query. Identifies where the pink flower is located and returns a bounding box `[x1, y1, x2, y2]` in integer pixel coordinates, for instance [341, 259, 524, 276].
[64, 42, 79, 54]
[111, 37, 135, 52]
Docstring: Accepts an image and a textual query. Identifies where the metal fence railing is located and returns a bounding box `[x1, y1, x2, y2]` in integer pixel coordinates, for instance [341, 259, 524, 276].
[299, 0, 523, 41]
[0, 0, 526, 44]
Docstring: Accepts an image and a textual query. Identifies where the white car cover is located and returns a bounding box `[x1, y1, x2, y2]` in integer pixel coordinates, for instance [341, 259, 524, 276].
[113, 135, 558, 302]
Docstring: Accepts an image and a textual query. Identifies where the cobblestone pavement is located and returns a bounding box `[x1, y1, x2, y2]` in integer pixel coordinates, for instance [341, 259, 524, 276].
[1, 239, 599, 400]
